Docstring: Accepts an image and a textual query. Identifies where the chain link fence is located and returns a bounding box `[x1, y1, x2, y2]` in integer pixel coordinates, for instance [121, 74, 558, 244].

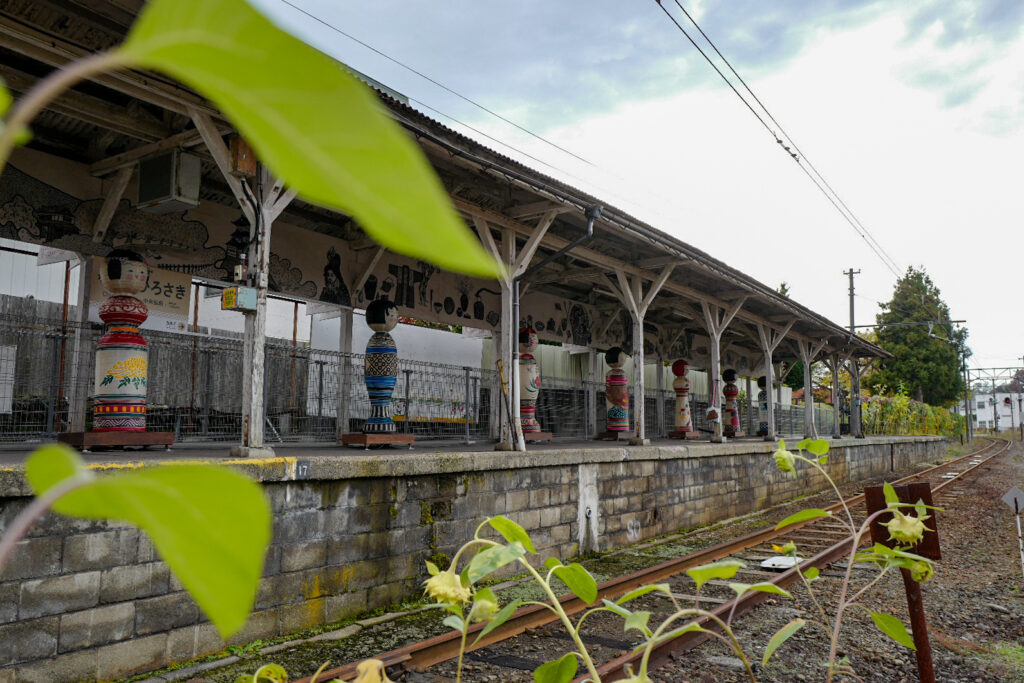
[0, 313, 846, 445]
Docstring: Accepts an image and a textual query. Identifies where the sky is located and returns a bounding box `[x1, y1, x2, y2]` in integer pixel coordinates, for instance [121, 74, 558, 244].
[255, 0, 1024, 369]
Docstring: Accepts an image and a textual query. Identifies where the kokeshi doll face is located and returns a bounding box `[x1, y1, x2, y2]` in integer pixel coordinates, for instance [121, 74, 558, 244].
[606, 346, 626, 370]
[519, 327, 538, 355]
[100, 249, 149, 296]
[366, 299, 399, 332]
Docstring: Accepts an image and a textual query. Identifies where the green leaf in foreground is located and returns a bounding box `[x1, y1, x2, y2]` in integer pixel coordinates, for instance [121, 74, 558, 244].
[727, 582, 792, 599]
[870, 611, 916, 649]
[534, 652, 578, 683]
[121, 0, 499, 278]
[687, 559, 743, 591]
[26, 448, 270, 638]
[776, 508, 832, 530]
[488, 516, 537, 554]
[466, 542, 525, 584]
[883, 481, 899, 506]
[623, 610, 651, 635]
[0, 76, 11, 117]
[796, 438, 830, 456]
[763, 618, 805, 665]
[442, 614, 464, 632]
[552, 563, 598, 604]
[616, 583, 673, 605]
[474, 598, 522, 645]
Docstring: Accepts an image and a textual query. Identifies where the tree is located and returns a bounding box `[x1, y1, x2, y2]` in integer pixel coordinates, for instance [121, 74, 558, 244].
[864, 267, 969, 406]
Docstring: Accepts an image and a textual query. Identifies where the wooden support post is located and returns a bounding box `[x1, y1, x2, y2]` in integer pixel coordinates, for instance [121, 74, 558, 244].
[192, 111, 296, 455]
[587, 348, 599, 437]
[700, 297, 747, 442]
[746, 375, 754, 436]
[796, 339, 827, 439]
[611, 265, 674, 445]
[656, 354, 666, 438]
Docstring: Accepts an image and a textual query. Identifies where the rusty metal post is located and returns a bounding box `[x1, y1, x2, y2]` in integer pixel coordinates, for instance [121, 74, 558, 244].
[900, 568, 936, 683]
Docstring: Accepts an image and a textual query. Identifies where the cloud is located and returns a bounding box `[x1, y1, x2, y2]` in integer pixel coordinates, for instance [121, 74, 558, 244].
[259, 0, 1024, 128]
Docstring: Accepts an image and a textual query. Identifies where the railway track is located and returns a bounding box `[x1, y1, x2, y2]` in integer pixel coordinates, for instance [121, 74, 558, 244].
[298, 438, 1008, 683]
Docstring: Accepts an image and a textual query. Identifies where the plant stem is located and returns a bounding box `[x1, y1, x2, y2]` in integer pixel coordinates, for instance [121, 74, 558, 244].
[518, 558, 602, 683]
[455, 623, 468, 683]
[825, 531, 863, 683]
[0, 50, 127, 174]
[0, 475, 90, 575]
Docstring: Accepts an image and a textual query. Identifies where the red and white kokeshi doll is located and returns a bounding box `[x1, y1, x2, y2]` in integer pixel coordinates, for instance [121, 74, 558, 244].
[519, 327, 541, 433]
[93, 250, 150, 432]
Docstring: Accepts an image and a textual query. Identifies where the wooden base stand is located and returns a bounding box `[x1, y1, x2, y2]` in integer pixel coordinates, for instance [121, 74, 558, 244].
[523, 432, 553, 443]
[58, 431, 175, 453]
[596, 431, 632, 441]
[668, 430, 701, 439]
[341, 433, 415, 450]
[723, 430, 745, 438]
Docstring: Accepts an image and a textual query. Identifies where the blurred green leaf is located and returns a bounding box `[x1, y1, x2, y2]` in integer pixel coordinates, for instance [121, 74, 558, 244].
[474, 598, 522, 645]
[121, 0, 499, 278]
[728, 582, 792, 599]
[870, 611, 916, 650]
[776, 508, 831, 530]
[797, 438, 830, 456]
[616, 583, 673, 605]
[687, 560, 743, 591]
[552, 563, 598, 604]
[601, 599, 632, 619]
[466, 542, 525, 583]
[641, 621, 705, 650]
[27, 450, 269, 639]
[534, 653, 578, 683]
[803, 566, 820, 581]
[883, 481, 899, 506]
[544, 557, 563, 570]
[763, 618, 805, 665]
[488, 516, 537, 554]
[24, 444, 93, 492]
[0, 77, 11, 117]
[442, 614, 464, 631]
[623, 610, 651, 635]
[425, 560, 439, 576]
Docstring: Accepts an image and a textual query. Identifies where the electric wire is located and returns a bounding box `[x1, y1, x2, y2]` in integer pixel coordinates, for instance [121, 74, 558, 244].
[669, 0, 903, 277]
[275, 0, 595, 167]
[653, 0, 903, 279]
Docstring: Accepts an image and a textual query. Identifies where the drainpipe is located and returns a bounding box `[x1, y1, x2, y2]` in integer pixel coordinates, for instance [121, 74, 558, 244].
[509, 204, 602, 451]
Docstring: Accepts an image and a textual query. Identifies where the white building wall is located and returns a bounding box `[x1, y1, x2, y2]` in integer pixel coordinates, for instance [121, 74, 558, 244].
[971, 392, 1024, 430]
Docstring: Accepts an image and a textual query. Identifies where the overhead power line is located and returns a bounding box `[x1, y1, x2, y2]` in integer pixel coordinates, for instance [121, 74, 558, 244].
[276, 0, 595, 167]
[653, 0, 903, 278]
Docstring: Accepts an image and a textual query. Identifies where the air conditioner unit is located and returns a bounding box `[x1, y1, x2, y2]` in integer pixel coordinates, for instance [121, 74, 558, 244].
[137, 150, 201, 214]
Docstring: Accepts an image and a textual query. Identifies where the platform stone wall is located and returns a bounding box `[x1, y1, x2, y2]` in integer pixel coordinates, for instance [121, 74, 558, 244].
[0, 436, 946, 680]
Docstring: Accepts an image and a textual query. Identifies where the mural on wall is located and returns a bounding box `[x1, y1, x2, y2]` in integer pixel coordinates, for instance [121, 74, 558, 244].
[2, 149, 612, 346]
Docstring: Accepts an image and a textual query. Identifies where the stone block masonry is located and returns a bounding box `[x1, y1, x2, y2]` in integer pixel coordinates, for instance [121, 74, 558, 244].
[0, 436, 946, 679]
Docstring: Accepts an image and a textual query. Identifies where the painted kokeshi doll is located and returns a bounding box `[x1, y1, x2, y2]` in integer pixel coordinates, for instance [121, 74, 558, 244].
[605, 347, 629, 432]
[93, 250, 150, 431]
[757, 376, 769, 436]
[363, 299, 400, 434]
[671, 359, 693, 432]
[519, 327, 541, 433]
[722, 368, 741, 437]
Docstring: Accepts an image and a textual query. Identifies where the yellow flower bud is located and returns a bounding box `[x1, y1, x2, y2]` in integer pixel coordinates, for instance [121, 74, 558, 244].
[774, 447, 795, 474]
[423, 568, 471, 605]
[470, 594, 499, 623]
[353, 659, 395, 683]
[883, 510, 928, 545]
[909, 560, 933, 582]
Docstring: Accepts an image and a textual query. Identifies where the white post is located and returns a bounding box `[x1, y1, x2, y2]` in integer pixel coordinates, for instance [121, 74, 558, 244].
[335, 308, 354, 440]
[68, 257, 94, 432]
[656, 354, 666, 438]
[587, 348, 599, 437]
[489, 334, 502, 440]
[803, 355, 815, 439]
[831, 353, 842, 438]
[630, 276, 646, 442]
[708, 330, 722, 442]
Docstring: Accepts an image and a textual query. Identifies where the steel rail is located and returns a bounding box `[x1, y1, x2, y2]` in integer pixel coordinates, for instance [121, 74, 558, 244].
[294, 438, 1001, 683]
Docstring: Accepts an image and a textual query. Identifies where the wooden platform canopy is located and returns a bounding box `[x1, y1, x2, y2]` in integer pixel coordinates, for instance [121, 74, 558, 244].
[0, 0, 888, 452]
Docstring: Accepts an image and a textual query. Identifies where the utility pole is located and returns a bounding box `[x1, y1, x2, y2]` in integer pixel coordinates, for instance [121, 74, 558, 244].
[961, 356, 971, 443]
[844, 268, 863, 438]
